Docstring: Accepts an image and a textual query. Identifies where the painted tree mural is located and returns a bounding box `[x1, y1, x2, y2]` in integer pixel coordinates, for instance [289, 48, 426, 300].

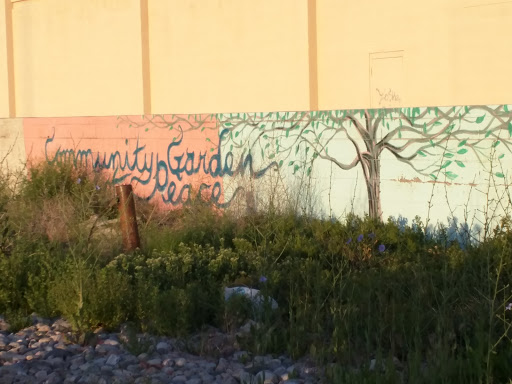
[217, 105, 512, 219]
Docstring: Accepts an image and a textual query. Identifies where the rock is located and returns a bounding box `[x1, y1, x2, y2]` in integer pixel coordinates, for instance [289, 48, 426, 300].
[156, 341, 170, 353]
[224, 287, 278, 310]
[238, 370, 253, 384]
[0, 335, 8, 348]
[103, 339, 120, 346]
[35, 370, 48, 380]
[273, 366, 287, 377]
[175, 357, 187, 367]
[254, 370, 278, 384]
[0, 351, 23, 363]
[36, 323, 51, 333]
[239, 320, 259, 335]
[106, 354, 121, 366]
[216, 357, 229, 372]
[0, 315, 323, 384]
[147, 358, 162, 366]
[52, 318, 72, 333]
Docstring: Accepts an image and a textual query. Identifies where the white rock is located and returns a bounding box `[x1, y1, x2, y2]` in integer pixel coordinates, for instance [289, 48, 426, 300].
[224, 287, 278, 310]
[175, 357, 187, 367]
[103, 339, 120, 346]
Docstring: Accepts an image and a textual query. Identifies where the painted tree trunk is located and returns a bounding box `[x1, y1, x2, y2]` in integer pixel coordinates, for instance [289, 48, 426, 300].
[365, 155, 382, 219]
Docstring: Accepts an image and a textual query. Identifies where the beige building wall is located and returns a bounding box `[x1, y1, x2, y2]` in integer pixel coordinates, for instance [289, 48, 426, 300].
[1, 0, 510, 116]
[0, 0, 10, 118]
[148, 0, 310, 114]
[316, 0, 512, 110]
[11, 0, 145, 117]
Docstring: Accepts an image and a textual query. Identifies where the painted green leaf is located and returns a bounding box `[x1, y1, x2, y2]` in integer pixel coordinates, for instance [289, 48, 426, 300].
[296, 145, 300, 154]
[441, 160, 452, 169]
[493, 140, 501, 147]
[263, 135, 269, 139]
[457, 148, 468, 155]
[446, 124, 455, 134]
[499, 154, 505, 159]
[210, 148, 214, 152]
[286, 129, 290, 138]
[508, 122, 512, 137]
[445, 171, 458, 180]
[444, 153, 454, 158]
[304, 130, 311, 134]
[417, 150, 427, 157]
[279, 160, 283, 167]
[230, 145, 233, 151]
[268, 154, 275, 159]
[465, 106, 470, 113]
[458, 140, 467, 147]
[201, 126, 205, 132]
[265, 143, 270, 149]
[495, 172, 505, 178]
[145, 128, 149, 132]
[429, 173, 438, 180]
[206, 138, 211, 142]
[225, 122, 232, 127]
[485, 130, 492, 138]
[235, 131, 239, 138]
[423, 123, 427, 134]
[504, 105, 509, 112]
[293, 165, 300, 173]
[434, 122, 443, 126]
[430, 140, 435, 147]
[288, 161, 295, 166]
[326, 147, 328, 155]
[476, 115, 485, 124]
[455, 160, 465, 168]
[307, 167, 312, 176]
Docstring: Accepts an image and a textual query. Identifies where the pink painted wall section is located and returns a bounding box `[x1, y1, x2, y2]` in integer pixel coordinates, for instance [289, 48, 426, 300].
[23, 114, 222, 206]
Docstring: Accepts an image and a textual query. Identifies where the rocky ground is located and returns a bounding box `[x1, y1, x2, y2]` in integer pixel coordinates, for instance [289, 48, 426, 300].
[0, 316, 324, 384]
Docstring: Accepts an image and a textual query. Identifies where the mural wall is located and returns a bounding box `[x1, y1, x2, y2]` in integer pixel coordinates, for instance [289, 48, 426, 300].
[1, 105, 511, 237]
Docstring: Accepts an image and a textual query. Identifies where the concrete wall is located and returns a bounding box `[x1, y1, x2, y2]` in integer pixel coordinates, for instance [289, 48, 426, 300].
[1, 0, 510, 117]
[0, 118, 25, 174]
[3, 103, 510, 238]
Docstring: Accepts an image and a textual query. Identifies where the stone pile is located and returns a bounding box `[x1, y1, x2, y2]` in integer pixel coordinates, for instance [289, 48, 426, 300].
[0, 316, 323, 384]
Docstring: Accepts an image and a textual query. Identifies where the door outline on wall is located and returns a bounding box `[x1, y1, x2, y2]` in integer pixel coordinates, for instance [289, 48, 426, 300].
[369, 51, 405, 109]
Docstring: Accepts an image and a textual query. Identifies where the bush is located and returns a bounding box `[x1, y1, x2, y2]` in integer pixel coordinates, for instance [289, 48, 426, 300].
[0, 160, 511, 382]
